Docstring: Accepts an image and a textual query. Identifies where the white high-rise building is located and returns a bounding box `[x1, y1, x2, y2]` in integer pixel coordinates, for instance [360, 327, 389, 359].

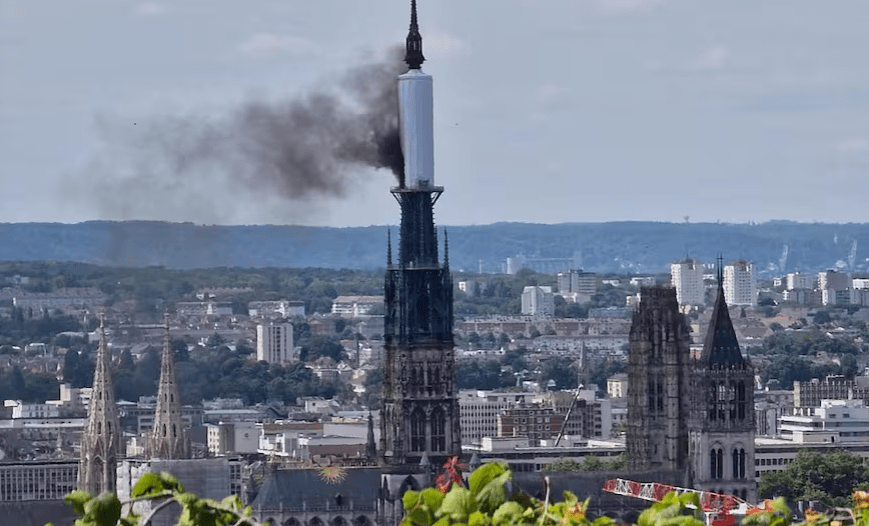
[521, 286, 554, 316]
[256, 323, 294, 365]
[724, 260, 757, 306]
[786, 272, 815, 290]
[670, 258, 705, 307]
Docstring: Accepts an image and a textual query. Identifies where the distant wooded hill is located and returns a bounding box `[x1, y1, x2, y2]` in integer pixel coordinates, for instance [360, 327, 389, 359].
[0, 220, 866, 276]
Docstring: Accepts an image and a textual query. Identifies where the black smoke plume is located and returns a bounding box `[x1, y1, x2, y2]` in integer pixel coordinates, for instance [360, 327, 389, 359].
[78, 47, 406, 224]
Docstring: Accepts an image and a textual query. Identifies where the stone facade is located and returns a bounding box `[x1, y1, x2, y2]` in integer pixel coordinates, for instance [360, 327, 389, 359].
[689, 281, 756, 501]
[626, 287, 692, 474]
[626, 281, 757, 500]
[78, 319, 121, 495]
[145, 319, 189, 460]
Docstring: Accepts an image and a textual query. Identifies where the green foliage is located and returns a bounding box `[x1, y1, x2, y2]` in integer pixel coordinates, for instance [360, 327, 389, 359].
[760, 330, 860, 357]
[543, 455, 626, 473]
[60, 473, 259, 526]
[456, 359, 514, 390]
[401, 462, 618, 526]
[759, 450, 869, 507]
[635, 492, 704, 526]
[537, 357, 578, 390]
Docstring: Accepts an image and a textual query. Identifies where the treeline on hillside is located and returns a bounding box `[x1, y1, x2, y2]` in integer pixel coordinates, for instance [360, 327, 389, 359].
[0, 262, 385, 317]
[0, 262, 645, 320]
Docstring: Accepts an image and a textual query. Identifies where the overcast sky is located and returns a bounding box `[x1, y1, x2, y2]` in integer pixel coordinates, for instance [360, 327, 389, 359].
[1, 0, 868, 227]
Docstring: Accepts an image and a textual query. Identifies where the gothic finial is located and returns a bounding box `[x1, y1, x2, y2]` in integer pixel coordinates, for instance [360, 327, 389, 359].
[366, 409, 376, 461]
[387, 228, 393, 266]
[443, 228, 449, 268]
[405, 0, 425, 69]
[163, 312, 171, 353]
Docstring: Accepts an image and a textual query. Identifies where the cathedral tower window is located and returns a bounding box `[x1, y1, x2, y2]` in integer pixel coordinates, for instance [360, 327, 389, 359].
[410, 408, 426, 452]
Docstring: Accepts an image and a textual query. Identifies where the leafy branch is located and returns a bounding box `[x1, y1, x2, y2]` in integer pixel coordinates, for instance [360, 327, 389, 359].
[52, 472, 261, 526]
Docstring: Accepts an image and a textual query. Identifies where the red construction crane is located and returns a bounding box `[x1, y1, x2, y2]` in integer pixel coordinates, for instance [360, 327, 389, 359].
[602, 478, 771, 526]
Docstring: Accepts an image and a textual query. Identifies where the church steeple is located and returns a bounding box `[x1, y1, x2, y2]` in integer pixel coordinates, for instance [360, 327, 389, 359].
[405, 0, 425, 69]
[79, 314, 121, 494]
[146, 315, 189, 459]
[700, 256, 744, 367]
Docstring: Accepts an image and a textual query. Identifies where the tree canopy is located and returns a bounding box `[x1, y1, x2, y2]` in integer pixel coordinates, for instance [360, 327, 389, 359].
[759, 450, 869, 507]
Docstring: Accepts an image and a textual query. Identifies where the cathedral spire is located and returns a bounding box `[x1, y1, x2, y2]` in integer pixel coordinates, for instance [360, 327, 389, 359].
[79, 314, 121, 494]
[405, 0, 425, 69]
[700, 256, 745, 367]
[146, 314, 189, 459]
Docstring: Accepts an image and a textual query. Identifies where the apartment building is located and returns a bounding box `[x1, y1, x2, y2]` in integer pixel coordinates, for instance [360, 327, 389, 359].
[670, 258, 705, 307]
[724, 260, 757, 306]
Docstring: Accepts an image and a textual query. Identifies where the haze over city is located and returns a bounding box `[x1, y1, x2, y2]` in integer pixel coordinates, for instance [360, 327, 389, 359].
[1, 0, 868, 226]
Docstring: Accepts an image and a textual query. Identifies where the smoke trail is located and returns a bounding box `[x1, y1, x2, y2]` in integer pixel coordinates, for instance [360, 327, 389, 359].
[77, 47, 406, 224]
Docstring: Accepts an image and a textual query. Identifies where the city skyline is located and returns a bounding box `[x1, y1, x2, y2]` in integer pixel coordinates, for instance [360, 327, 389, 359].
[2, 0, 868, 227]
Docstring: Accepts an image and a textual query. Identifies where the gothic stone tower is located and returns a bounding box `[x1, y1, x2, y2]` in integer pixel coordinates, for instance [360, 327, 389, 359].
[145, 317, 189, 459]
[380, 0, 460, 468]
[79, 317, 121, 494]
[626, 287, 692, 474]
[689, 268, 756, 501]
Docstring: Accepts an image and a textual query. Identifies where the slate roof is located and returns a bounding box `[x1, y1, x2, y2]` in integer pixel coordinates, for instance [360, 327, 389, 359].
[700, 281, 745, 367]
[251, 467, 382, 511]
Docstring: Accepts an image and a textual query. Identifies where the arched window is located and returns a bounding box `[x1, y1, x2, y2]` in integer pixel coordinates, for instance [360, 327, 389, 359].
[172, 424, 177, 438]
[162, 424, 167, 437]
[732, 449, 739, 480]
[737, 382, 746, 420]
[93, 457, 103, 494]
[717, 448, 723, 479]
[710, 447, 724, 480]
[739, 448, 746, 479]
[410, 408, 426, 452]
[431, 408, 446, 452]
[710, 449, 717, 479]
